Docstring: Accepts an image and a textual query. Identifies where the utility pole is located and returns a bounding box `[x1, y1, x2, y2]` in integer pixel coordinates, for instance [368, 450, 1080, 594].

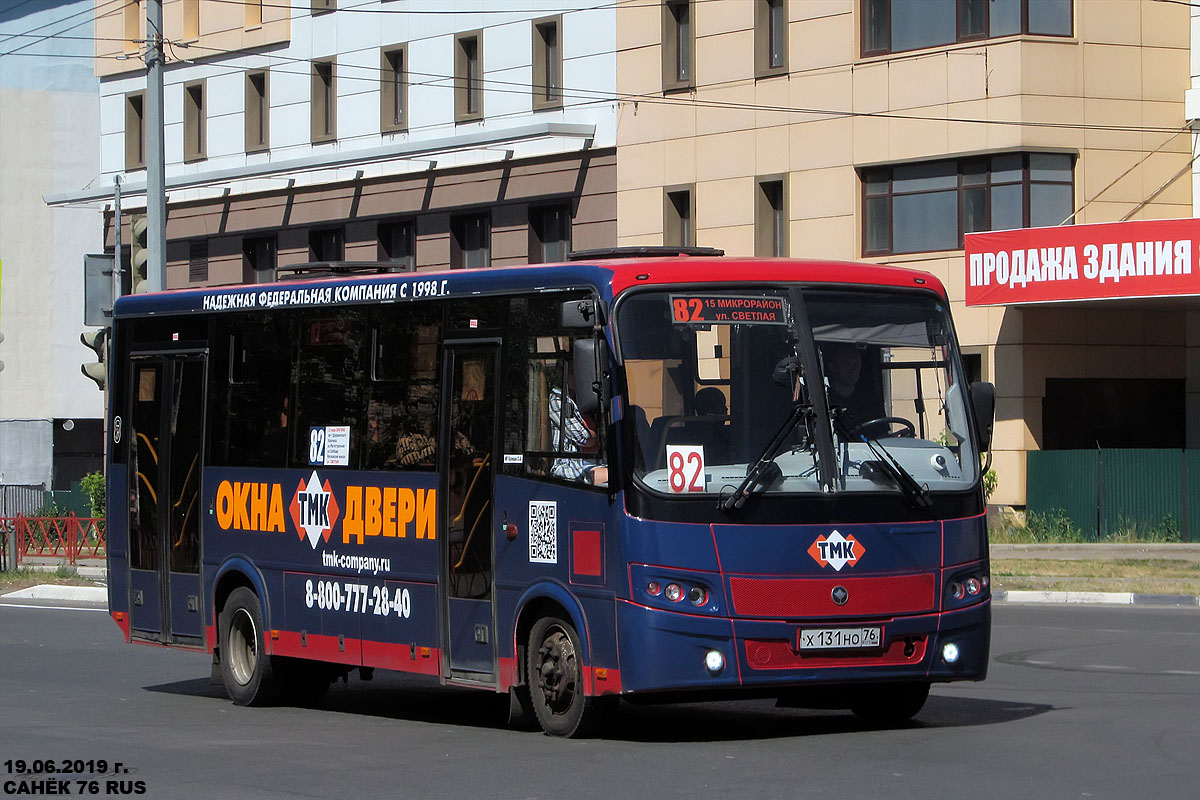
[144, 0, 166, 292]
[112, 175, 122, 303]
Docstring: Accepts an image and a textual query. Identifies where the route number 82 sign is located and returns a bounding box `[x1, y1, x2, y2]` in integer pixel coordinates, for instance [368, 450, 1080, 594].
[666, 445, 706, 493]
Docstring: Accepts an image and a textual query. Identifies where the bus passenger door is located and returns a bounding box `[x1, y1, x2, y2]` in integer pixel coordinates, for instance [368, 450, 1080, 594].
[440, 344, 499, 681]
[126, 355, 206, 645]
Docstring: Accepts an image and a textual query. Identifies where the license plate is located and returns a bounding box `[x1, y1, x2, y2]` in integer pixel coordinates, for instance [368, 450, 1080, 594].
[798, 627, 882, 651]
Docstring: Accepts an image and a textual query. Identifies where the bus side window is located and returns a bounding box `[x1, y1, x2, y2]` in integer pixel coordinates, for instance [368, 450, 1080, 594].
[290, 310, 366, 469]
[365, 306, 442, 470]
[210, 311, 290, 467]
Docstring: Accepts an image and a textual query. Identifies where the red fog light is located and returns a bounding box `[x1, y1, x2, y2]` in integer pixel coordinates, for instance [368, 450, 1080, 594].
[647, 581, 662, 596]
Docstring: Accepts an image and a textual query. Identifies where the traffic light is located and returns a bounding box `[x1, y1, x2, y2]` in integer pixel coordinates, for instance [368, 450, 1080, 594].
[81, 327, 109, 390]
[130, 214, 149, 294]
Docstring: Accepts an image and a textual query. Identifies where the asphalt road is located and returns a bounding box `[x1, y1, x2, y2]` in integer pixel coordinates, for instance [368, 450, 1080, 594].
[0, 601, 1197, 800]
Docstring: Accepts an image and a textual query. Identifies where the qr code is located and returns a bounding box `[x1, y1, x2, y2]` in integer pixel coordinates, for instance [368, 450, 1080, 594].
[528, 501, 558, 564]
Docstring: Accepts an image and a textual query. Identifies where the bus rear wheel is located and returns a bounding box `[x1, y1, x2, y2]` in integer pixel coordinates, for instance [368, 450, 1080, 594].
[219, 587, 280, 706]
[528, 616, 601, 737]
[850, 682, 930, 725]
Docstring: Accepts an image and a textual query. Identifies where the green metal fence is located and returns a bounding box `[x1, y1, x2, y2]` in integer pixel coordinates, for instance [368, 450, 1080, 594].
[1026, 449, 1196, 540]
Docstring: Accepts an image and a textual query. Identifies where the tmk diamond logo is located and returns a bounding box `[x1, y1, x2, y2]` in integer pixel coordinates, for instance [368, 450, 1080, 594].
[807, 530, 864, 572]
[289, 471, 341, 549]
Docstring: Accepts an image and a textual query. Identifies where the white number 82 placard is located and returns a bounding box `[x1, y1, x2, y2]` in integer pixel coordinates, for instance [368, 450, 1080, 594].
[666, 445, 706, 493]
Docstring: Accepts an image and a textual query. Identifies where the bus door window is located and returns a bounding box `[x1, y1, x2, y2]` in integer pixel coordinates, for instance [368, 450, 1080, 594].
[130, 364, 162, 572]
[447, 351, 493, 600]
[169, 360, 204, 574]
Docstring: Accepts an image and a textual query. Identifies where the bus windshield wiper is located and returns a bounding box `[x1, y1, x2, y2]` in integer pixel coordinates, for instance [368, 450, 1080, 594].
[835, 415, 931, 511]
[720, 402, 810, 511]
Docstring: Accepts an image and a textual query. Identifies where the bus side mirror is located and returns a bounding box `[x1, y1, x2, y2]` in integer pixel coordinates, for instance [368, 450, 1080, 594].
[561, 298, 602, 328]
[969, 381, 995, 452]
[573, 337, 609, 415]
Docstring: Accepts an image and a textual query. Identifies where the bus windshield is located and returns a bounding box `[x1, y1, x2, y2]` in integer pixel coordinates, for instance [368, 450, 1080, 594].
[617, 287, 979, 499]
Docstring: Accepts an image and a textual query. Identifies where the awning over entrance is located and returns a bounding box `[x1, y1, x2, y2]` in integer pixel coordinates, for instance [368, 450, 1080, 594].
[964, 218, 1200, 307]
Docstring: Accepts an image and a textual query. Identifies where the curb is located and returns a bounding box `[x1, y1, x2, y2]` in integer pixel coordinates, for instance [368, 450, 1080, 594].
[995, 590, 1200, 608]
[0, 585, 108, 603]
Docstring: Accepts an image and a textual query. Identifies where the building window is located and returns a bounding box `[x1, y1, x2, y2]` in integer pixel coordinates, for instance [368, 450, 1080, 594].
[311, 0, 335, 14]
[245, 71, 269, 152]
[664, 187, 694, 248]
[378, 220, 415, 271]
[188, 239, 208, 283]
[311, 60, 336, 143]
[455, 32, 483, 122]
[182, 0, 199, 39]
[124, 0, 141, 54]
[862, 0, 1072, 56]
[532, 16, 562, 111]
[755, 0, 788, 77]
[245, 0, 263, 28]
[310, 227, 344, 262]
[861, 152, 1075, 256]
[755, 178, 787, 257]
[529, 206, 571, 263]
[244, 235, 276, 283]
[183, 80, 206, 162]
[380, 45, 407, 133]
[662, 1, 693, 91]
[451, 214, 490, 269]
[125, 91, 145, 170]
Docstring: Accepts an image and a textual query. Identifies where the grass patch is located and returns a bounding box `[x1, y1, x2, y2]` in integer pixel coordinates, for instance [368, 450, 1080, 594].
[993, 558, 1200, 596]
[0, 567, 101, 593]
[989, 508, 1189, 544]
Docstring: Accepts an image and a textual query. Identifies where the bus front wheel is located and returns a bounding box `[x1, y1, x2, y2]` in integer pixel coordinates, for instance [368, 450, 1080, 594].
[527, 616, 601, 737]
[850, 682, 930, 725]
[219, 587, 280, 706]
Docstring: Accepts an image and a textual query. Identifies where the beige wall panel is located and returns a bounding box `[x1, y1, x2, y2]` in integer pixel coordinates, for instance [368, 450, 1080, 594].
[619, 142, 667, 191]
[663, 136, 698, 187]
[792, 13, 854, 71]
[1140, 46, 1189, 103]
[995, 398, 1038, 450]
[989, 449, 1026, 506]
[695, 0, 750, 36]
[755, 125, 790, 176]
[792, 117, 853, 171]
[992, 344, 1025, 397]
[944, 101, 993, 155]
[695, 31, 753, 86]
[1084, 345, 1151, 377]
[572, 193, 618, 226]
[615, 45, 662, 97]
[571, 220, 617, 252]
[1138, 152, 1193, 208]
[1085, 309, 1148, 346]
[1139, 0, 1190, 48]
[946, 49, 989, 103]
[695, 131, 757, 182]
[852, 62, 889, 114]
[790, 166, 854, 220]
[885, 116, 950, 164]
[697, 224, 754, 256]
[887, 54, 949, 109]
[1078, 199, 1141, 224]
[788, 69, 852, 117]
[616, 187, 665, 238]
[697, 178, 753, 228]
[1022, 344, 1089, 397]
[617, 95, 696, 146]
[1140, 104, 1190, 153]
[696, 85, 757, 136]
[1082, 98, 1145, 152]
[1145, 310, 1185, 345]
[1023, 307, 1088, 345]
[953, 306, 993, 347]
[941, 256, 966, 304]
[791, 1, 849, 23]
[1082, 44, 1143, 101]
[849, 115, 891, 165]
[1080, 149, 1146, 205]
[753, 77, 793, 129]
[1080, 0, 1142, 46]
[617, 3, 662, 50]
[1015, 96, 1085, 149]
[617, 233, 664, 247]
[1128, 202, 1191, 221]
[983, 95, 1027, 152]
[979, 42, 1022, 99]
[992, 306, 1023, 345]
[789, 215, 854, 259]
[1020, 41, 1082, 97]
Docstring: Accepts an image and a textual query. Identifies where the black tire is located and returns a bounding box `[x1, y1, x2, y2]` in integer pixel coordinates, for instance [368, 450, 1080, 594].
[218, 587, 281, 706]
[527, 616, 605, 737]
[850, 682, 930, 725]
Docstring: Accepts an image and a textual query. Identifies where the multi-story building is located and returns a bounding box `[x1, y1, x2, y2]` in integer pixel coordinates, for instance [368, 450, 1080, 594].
[1, 0, 104, 511]
[53, 0, 616, 283]
[615, 0, 1193, 505]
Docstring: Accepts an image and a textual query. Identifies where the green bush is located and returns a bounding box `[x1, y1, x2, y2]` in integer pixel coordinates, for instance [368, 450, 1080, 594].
[1102, 514, 1183, 543]
[80, 471, 106, 519]
[990, 509, 1086, 543]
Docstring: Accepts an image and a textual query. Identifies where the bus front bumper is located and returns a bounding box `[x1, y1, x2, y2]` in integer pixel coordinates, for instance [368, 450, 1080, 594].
[614, 598, 989, 695]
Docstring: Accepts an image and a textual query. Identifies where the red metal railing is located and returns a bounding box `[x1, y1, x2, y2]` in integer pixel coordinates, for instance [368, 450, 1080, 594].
[0, 514, 107, 566]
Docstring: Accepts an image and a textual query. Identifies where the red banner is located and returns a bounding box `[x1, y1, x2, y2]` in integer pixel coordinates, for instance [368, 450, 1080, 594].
[964, 218, 1200, 306]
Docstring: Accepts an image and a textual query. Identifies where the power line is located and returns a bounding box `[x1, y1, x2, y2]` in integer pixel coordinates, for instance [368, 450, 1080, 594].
[0, 0, 128, 59]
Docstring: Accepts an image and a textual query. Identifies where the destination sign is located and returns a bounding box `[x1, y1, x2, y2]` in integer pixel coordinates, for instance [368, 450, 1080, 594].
[668, 295, 787, 325]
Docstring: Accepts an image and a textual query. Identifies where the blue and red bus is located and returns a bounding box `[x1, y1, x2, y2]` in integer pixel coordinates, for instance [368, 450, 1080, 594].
[104, 250, 995, 736]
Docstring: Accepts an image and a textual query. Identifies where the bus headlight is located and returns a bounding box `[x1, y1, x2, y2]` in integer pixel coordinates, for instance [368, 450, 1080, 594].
[705, 649, 725, 675]
[942, 643, 961, 664]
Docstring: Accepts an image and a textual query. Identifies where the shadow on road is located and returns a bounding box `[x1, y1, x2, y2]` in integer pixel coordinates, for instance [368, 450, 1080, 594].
[145, 674, 1051, 742]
